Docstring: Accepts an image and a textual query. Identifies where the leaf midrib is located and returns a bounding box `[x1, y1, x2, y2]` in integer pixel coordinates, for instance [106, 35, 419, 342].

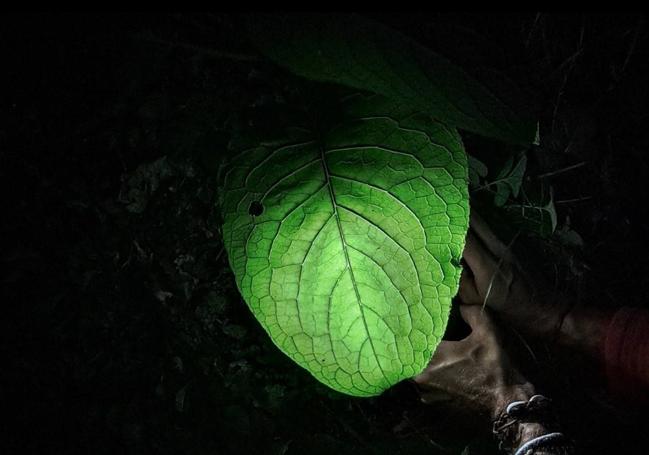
[317, 141, 388, 384]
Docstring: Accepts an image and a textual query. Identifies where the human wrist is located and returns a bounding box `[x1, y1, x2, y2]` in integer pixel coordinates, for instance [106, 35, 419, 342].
[526, 288, 573, 340]
[556, 305, 609, 356]
[498, 281, 570, 341]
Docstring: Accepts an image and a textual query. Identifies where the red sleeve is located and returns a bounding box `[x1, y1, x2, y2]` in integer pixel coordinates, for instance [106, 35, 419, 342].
[602, 307, 649, 405]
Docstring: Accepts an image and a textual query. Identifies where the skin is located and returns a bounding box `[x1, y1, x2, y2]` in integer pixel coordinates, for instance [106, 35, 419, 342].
[461, 212, 608, 356]
[414, 304, 533, 420]
[413, 304, 551, 452]
[414, 212, 609, 452]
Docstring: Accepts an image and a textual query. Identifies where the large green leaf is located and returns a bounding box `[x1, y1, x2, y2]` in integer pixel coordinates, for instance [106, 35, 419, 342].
[218, 111, 469, 397]
[247, 14, 536, 145]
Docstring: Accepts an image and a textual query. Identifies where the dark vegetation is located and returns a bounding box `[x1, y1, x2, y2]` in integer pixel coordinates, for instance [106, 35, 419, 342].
[2, 13, 649, 454]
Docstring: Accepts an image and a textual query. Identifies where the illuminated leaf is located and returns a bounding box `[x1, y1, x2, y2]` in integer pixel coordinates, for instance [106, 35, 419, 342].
[218, 108, 469, 396]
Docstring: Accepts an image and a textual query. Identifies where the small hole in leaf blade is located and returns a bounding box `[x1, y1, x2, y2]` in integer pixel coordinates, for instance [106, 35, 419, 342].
[248, 201, 264, 216]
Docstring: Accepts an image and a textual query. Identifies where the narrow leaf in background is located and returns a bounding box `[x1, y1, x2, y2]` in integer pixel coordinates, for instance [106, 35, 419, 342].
[247, 14, 537, 145]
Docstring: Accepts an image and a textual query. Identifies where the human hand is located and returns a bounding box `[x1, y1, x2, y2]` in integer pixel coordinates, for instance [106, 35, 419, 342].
[413, 304, 567, 454]
[413, 304, 534, 419]
[459, 212, 570, 339]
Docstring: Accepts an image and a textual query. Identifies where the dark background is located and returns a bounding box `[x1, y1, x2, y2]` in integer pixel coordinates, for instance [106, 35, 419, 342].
[2, 13, 649, 454]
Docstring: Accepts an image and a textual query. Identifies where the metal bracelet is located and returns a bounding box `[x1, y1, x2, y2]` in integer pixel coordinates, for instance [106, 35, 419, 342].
[493, 394, 573, 454]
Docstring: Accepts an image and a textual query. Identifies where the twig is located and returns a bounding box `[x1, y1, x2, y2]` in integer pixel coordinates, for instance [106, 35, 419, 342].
[170, 13, 220, 36]
[525, 13, 543, 49]
[142, 35, 261, 62]
[551, 18, 585, 135]
[482, 231, 521, 312]
[510, 326, 539, 364]
[555, 196, 592, 205]
[214, 246, 225, 263]
[535, 161, 586, 180]
[619, 21, 641, 77]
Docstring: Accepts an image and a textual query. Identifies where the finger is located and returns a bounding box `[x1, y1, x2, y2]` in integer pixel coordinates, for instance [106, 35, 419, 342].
[463, 231, 499, 285]
[469, 211, 515, 263]
[413, 340, 458, 383]
[458, 303, 490, 334]
[458, 267, 480, 304]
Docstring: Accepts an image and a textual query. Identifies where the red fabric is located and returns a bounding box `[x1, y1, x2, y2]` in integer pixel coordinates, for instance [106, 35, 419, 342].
[602, 307, 649, 405]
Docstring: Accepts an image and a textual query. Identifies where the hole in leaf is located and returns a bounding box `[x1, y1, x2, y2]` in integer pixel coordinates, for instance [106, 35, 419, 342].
[248, 201, 264, 216]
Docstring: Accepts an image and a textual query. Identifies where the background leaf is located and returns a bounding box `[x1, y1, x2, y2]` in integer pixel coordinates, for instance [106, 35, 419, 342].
[218, 109, 469, 396]
[247, 14, 537, 145]
[505, 185, 557, 237]
[493, 154, 527, 206]
[468, 155, 488, 187]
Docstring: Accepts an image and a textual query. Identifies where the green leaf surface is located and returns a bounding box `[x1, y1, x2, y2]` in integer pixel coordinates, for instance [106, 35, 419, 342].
[468, 155, 488, 188]
[505, 185, 557, 237]
[218, 112, 469, 396]
[247, 14, 536, 145]
[493, 154, 527, 206]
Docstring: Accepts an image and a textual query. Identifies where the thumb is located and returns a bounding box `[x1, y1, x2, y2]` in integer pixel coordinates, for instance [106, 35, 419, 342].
[463, 231, 499, 287]
[459, 303, 489, 333]
[470, 211, 515, 263]
[413, 341, 458, 380]
[412, 340, 462, 403]
[458, 267, 480, 304]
